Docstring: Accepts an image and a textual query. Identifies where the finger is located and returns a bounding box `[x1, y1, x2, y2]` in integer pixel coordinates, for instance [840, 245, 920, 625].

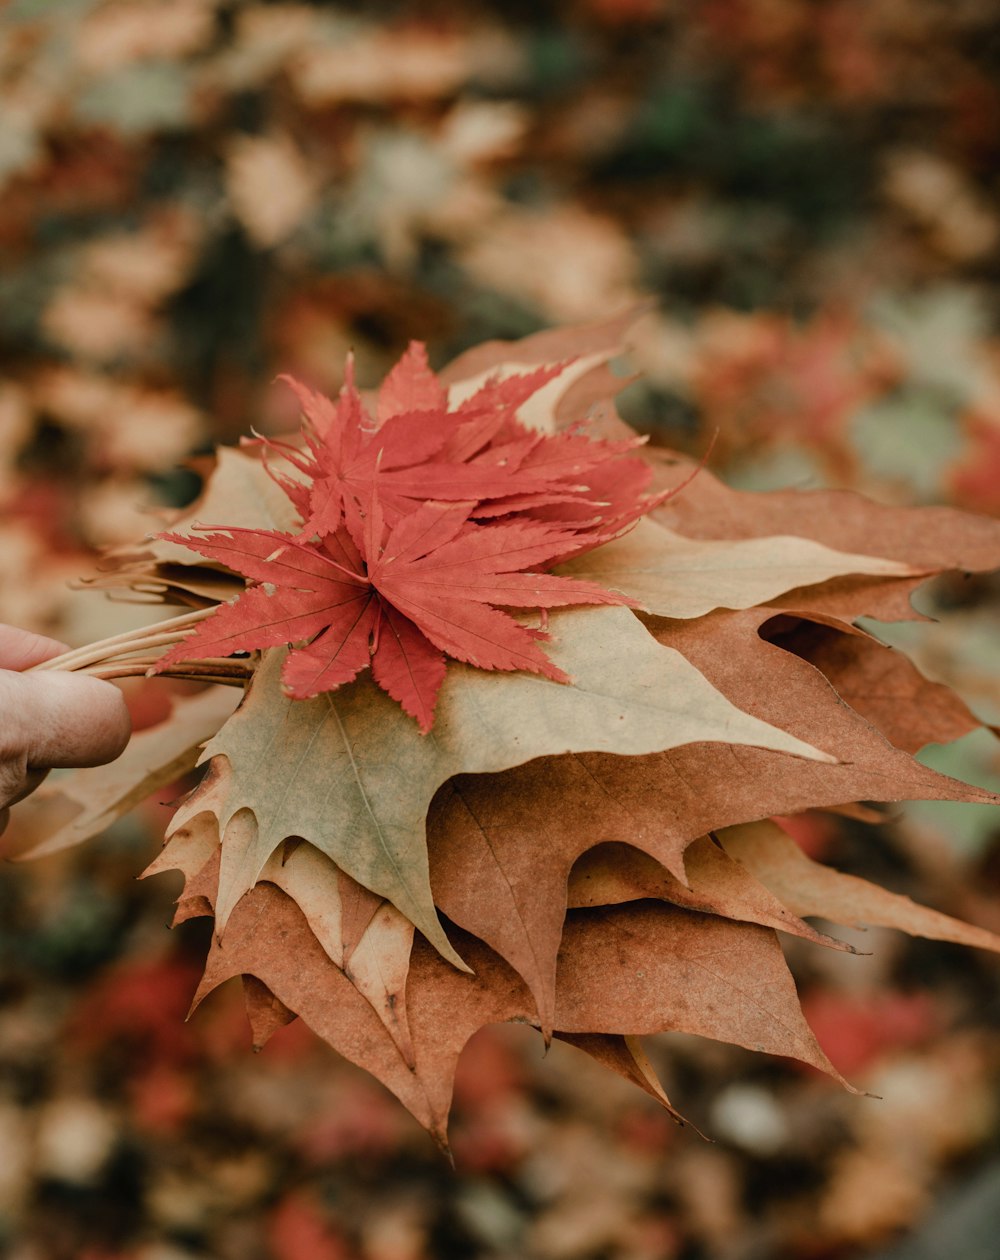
[0, 625, 69, 671]
[8, 767, 49, 806]
[0, 760, 47, 814]
[0, 671, 131, 769]
[0, 752, 29, 814]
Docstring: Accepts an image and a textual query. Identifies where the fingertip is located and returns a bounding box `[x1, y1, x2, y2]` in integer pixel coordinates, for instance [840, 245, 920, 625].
[52, 673, 132, 765]
[0, 625, 69, 671]
[18, 672, 132, 768]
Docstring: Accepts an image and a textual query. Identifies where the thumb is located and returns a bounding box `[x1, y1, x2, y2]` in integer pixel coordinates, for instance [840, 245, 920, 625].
[0, 670, 131, 769]
[0, 625, 69, 671]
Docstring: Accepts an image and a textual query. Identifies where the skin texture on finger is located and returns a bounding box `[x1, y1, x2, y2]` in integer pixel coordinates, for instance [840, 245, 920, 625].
[0, 625, 69, 671]
[0, 671, 131, 771]
[0, 755, 37, 818]
[7, 767, 48, 807]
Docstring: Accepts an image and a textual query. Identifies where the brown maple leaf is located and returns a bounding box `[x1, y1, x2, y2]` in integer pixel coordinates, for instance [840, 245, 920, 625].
[187, 879, 852, 1146]
[763, 618, 989, 754]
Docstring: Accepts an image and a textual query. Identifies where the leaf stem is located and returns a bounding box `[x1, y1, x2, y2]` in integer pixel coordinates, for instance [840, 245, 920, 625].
[29, 607, 216, 673]
[81, 661, 250, 687]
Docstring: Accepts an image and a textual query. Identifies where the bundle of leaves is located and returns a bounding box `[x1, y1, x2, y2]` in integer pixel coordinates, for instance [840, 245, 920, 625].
[150, 348, 668, 728]
[16, 314, 1000, 1150]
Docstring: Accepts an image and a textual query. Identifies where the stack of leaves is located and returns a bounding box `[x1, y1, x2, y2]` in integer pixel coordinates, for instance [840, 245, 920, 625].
[16, 315, 1000, 1151]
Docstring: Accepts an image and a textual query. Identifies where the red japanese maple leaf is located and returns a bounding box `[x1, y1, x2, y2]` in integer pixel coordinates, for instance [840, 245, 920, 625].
[155, 486, 632, 731]
[257, 343, 663, 548]
[258, 352, 571, 539]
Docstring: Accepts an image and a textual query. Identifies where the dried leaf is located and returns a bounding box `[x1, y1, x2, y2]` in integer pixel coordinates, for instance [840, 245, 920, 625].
[567, 838, 851, 952]
[106, 448, 300, 573]
[720, 819, 1000, 953]
[652, 454, 1000, 622]
[341, 899, 416, 1068]
[555, 1032, 685, 1123]
[155, 499, 629, 726]
[553, 902, 853, 1089]
[439, 307, 649, 432]
[291, 26, 471, 107]
[460, 205, 638, 322]
[767, 619, 985, 753]
[193, 883, 853, 1142]
[560, 518, 917, 620]
[226, 133, 318, 249]
[193, 883, 454, 1143]
[242, 975, 297, 1050]
[175, 606, 829, 969]
[155, 809, 416, 1059]
[252, 842, 416, 1064]
[259, 840, 347, 969]
[428, 609, 993, 1035]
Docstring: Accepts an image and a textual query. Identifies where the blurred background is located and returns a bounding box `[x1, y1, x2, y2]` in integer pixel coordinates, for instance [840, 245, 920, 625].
[2, 2, 1000, 1257]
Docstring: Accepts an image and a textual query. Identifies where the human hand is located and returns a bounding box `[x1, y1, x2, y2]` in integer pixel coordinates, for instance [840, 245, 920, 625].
[0, 625, 131, 834]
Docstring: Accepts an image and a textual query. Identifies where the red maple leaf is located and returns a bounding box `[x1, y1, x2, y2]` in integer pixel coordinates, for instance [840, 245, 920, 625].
[257, 343, 662, 547]
[258, 352, 572, 540]
[155, 488, 631, 731]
